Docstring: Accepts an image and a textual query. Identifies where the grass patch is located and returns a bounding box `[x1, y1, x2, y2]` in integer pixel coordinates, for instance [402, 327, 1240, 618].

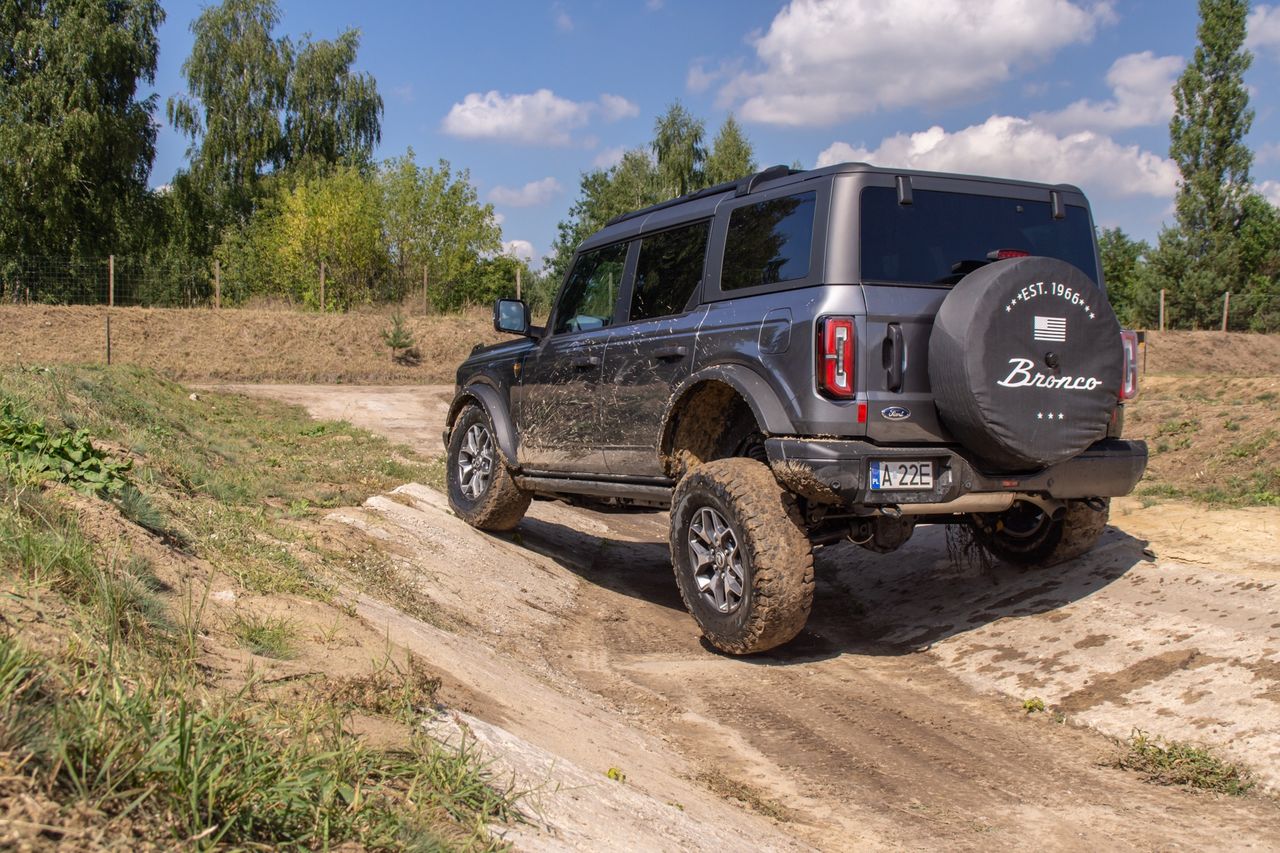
[0, 367, 518, 848]
[696, 769, 793, 822]
[0, 634, 517, 849]
[1114, 730, 1254, 795]
[229, 612, 298, 659]
[0, 365, 435, 597]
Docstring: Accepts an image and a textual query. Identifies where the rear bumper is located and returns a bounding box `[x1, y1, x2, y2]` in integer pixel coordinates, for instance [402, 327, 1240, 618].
[764, 437, 1148, 508]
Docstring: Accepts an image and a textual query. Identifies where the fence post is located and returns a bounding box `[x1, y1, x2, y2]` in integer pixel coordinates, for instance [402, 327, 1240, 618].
[1158, 289, 1165, 331]
[214, 259, 221, 309]
[108, 255, 114, 307]
[516, 265, 522, 301]
[319, 261, 326, 312]
[423, 266, 429, 315]
[1222, 291, 1230, 332]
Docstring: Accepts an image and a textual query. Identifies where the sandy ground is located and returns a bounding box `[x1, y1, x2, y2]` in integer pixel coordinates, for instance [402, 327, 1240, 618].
[212, 384, 456, 454]
[260, 384, 1280, 850]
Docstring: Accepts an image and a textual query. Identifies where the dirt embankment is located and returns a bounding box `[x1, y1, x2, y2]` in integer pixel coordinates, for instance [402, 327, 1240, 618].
[6, 303, 1280, 384]
[1142, 330, 1280, 376]
[0, 304, 505, 384]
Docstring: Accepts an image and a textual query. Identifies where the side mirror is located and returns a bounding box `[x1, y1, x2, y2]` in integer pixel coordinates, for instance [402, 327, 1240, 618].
[494, 298, 531, 336]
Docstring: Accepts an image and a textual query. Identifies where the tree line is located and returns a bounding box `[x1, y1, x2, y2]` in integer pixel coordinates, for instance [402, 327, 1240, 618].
[1099, 0, 1278, 331]
[0, 0, 529, 309]
[2, 0, 1278, 329]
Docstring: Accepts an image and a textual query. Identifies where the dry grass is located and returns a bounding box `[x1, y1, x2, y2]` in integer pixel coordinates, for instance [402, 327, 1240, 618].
[1126, 375, 1280, 505]
[0, 304, 504, 384]
[696, 769, 794, 822]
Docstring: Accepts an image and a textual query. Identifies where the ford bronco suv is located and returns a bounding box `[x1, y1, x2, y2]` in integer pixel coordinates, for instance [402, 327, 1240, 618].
[444, 162, 1147, 654]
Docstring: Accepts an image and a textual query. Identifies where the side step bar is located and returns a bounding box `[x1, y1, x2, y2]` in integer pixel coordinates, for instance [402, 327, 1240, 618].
[515, 476, 673, 508]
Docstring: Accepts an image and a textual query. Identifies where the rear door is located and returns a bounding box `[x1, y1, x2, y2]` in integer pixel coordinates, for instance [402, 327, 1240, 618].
[516, 241, 631, 474]
[600, 219, 711, 476]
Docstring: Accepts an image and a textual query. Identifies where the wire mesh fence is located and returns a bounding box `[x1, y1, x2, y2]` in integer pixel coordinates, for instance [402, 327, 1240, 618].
[0, 256, 511, 312]
[0, 256, 219, 308]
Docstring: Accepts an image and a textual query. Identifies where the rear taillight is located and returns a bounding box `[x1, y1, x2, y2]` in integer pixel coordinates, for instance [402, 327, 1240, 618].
[817, 317, 856, 399]
[1119, 329, 1139, 400]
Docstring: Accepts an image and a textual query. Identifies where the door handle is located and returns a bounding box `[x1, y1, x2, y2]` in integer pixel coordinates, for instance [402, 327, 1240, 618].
[884, 324, 905, 392]
[652, 345, 688, 361]
[571, 355, 600, 369]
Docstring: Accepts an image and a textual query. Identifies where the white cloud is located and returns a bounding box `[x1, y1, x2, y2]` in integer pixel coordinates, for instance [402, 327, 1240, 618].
[718, 0, 1114, 126]
[492, 211, 506, 226]
[489, 177, 563, 207]
[553, 2, 573, 32]
[817, 115, 1178, 200]
[442, 90, 637, 145]
[1257, 142, 1280, 165]
[1248, 5, 1280, 58]
[1261, 180, 1280, 208]
[503, 240, 536, 262]
[598, 93, 640, 121]
[1034, 51, 1183, 132]
[392, 83, 415, 104]
[593, 145, 627, 169]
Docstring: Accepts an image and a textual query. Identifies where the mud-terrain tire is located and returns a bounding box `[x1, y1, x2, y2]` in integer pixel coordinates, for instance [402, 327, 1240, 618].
[930, 256, 1123, 470]
[970, 498, 1109, 566]
[446, 404, 531, 531]
[669, 458, 814, 654]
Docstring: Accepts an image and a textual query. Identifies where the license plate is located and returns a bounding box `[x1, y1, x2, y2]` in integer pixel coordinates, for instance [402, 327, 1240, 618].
[869, 460, 933, 490]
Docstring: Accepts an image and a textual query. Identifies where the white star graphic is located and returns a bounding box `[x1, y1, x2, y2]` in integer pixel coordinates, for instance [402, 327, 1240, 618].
[1037, 412, 1043, 419]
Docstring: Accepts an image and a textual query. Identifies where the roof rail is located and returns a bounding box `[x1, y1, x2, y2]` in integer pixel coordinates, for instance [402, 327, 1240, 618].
[603, 164, 802, 227]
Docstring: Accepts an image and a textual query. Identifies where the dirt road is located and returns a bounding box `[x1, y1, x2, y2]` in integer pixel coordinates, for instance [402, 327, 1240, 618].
[262, 385, 1280, 850]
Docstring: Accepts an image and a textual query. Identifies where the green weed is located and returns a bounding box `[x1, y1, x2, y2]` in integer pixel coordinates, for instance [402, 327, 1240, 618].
[1114, 730, 1253, 795]
[229, 612, 298, 659]
[0, 399, 131, 497]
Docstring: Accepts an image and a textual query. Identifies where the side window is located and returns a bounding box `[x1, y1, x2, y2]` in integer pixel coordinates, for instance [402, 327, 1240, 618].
[553, 242, 629, 335]
[721, 191, 816, 290]
[630, 221, 710, 321]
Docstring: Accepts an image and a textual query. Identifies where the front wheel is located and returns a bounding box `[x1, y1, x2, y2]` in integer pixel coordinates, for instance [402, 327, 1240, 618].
[969, 498, 1109, 566]
[669, 458, 814, 654]
[446, 404, 530, 531]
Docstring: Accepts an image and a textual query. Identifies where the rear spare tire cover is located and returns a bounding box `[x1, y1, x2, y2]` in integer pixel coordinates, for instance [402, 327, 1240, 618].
[929, 256, 1122, 471]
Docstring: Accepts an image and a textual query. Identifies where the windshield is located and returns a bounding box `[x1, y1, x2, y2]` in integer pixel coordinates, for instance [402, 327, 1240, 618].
[859, 186, 1099, 286]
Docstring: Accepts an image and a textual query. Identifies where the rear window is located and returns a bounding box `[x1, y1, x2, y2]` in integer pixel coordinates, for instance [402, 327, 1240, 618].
[860, 187, 1098, 285]
[721, 191, 816, 290]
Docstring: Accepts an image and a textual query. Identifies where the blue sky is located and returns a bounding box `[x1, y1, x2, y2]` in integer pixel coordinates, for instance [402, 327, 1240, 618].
[147, 1, 1280, 267]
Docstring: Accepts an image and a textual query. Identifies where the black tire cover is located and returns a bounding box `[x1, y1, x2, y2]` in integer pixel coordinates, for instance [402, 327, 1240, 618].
[929, 256, 1122, 471]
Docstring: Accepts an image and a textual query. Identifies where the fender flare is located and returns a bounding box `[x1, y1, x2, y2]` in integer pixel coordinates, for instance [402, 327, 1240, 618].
[661, 364, 798, 449]
[444, 383, 519, 465]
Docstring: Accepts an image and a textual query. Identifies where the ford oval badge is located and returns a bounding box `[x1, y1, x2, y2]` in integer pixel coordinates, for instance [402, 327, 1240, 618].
[881, 406, 911, 421]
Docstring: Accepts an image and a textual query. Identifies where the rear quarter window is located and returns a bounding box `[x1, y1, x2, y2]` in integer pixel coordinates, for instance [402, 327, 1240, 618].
[721, 191, 817, 291]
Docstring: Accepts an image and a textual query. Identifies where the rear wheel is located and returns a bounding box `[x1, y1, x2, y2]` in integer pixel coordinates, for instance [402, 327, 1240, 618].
[970, 498, 1108, 566]
[446, 404, 530, 531]
[670, 458, 814, 654]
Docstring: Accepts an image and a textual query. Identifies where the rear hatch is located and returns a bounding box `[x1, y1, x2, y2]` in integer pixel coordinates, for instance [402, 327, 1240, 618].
[854, 181, 1101, 445]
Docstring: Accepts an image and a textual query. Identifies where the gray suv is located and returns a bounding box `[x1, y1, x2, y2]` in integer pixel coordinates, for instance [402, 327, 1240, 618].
[444, 162, 1147, 654]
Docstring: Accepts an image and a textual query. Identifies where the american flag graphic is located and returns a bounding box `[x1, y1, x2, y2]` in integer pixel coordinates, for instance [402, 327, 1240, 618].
[1033, 315, 1067, 342]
